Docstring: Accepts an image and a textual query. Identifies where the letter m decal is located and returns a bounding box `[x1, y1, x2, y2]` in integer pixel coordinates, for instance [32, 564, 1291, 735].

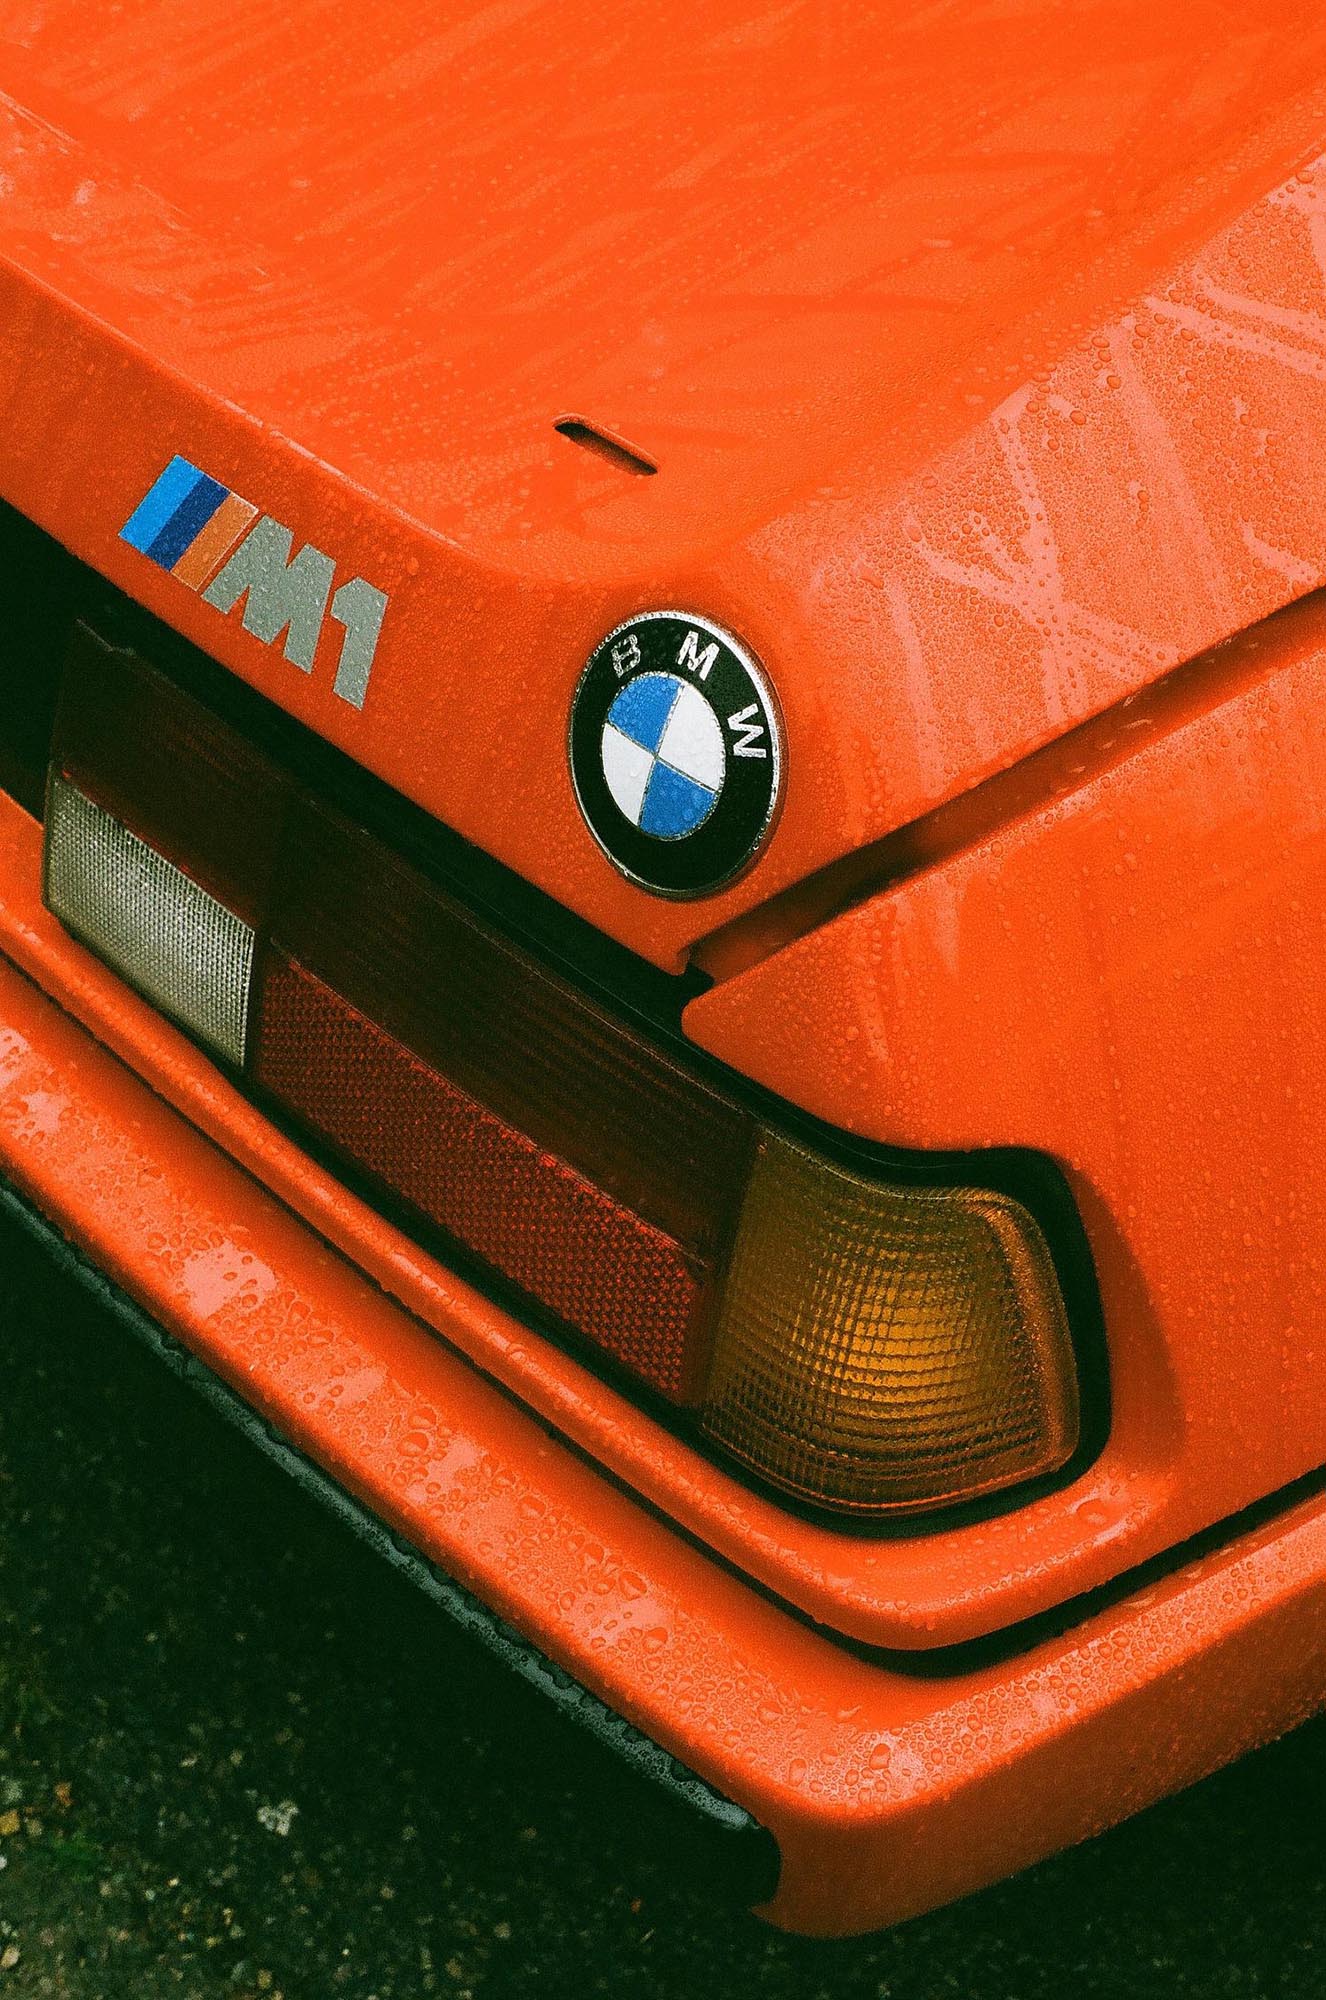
[203, 516, 335, 673]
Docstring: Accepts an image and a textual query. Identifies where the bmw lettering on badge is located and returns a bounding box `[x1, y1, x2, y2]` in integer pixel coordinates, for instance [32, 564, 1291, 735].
[569, 611, 783, 898]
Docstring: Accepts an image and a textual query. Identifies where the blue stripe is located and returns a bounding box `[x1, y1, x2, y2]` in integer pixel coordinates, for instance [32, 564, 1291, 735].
[120, 456, 210, 555]
[144, 471, 228, 570]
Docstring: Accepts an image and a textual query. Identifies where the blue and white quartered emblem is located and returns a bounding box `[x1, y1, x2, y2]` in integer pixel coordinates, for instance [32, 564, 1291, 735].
[600, 672, 725, 839]
[569, 612, 782, 898]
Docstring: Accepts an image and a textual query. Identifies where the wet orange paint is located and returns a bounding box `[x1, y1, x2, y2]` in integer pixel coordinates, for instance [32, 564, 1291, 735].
[2, 0, 1326, 1932]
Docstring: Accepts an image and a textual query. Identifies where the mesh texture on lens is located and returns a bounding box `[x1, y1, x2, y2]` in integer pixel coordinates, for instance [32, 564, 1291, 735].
[702, 1134, 1079, 1512]
[255, 951, 707, 1400]
[271, 803, 753, 1258]
[44, 773, 254, 1065]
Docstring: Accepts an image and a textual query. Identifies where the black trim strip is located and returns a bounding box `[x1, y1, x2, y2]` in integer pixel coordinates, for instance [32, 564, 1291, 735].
[0, 1170, 780, 1909]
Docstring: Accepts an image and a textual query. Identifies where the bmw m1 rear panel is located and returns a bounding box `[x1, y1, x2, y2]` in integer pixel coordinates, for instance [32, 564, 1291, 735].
[2, 0, 1326, 1936]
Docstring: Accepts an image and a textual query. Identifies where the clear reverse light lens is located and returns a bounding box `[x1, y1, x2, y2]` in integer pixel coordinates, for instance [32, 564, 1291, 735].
[44, 771, 255, 1066]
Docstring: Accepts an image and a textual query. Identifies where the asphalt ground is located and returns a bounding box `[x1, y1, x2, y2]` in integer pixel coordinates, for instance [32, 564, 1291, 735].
[1, 1219, 1324, 2000]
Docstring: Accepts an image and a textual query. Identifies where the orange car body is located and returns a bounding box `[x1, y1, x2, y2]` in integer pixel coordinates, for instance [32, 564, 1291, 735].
[2, 0, 1326, 1934]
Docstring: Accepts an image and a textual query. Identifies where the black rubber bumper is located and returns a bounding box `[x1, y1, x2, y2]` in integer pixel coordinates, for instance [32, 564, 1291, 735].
[0, 1171, 780, 1909]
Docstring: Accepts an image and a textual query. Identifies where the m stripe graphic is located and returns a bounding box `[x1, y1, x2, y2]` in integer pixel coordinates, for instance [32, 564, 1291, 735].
[120, 454, 390, 709]
[121, 456, 257, 591]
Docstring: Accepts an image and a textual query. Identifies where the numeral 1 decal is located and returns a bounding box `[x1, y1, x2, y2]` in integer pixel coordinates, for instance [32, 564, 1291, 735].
[329, 577, 390, 710]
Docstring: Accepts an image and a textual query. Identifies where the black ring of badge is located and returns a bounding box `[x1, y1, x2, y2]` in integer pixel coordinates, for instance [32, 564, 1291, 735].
[569, 611, 783, 899]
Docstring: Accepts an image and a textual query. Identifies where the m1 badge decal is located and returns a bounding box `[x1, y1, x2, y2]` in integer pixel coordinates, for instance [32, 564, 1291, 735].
[569, 612, 782, 898]
[120, 456, 388, 709]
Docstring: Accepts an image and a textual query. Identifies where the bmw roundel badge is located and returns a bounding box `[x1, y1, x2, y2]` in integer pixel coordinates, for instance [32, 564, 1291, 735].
[569, 611, 783, 898]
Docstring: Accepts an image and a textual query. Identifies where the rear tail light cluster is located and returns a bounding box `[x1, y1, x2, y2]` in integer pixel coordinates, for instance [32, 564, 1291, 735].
[41, 624, 1084, 1519]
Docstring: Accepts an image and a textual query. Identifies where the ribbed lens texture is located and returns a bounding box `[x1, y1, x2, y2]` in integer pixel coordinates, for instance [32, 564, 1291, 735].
[44, 773, 254, 1065]
[255, 951, 708, 1400]
[703, 1135, 1079, 1512]
[272, 805, 752, 1259]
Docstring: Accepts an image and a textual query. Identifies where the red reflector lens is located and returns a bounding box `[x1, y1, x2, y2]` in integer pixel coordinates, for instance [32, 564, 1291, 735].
[271, 803, 751, 1260]
[254, 950, 709, 1401]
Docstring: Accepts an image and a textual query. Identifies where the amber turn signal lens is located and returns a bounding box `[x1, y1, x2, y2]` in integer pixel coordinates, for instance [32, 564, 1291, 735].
[701, 1135, 1080, 1515]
